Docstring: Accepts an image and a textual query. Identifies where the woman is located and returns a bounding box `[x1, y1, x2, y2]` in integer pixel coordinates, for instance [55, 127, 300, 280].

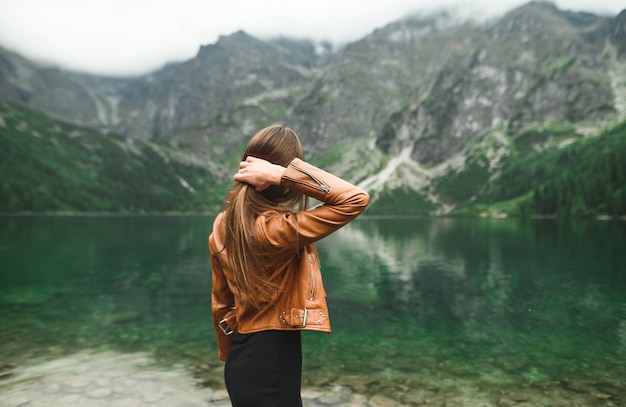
[209, 124, 369, 406]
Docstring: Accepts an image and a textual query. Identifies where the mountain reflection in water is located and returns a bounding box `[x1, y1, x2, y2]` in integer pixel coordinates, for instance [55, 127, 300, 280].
[0, 215, 624, 405]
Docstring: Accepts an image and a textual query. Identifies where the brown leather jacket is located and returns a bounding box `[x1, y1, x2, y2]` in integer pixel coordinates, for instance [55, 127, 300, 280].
[209, 158, 370, 361]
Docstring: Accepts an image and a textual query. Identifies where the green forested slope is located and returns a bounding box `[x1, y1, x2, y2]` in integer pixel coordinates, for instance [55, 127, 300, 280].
[0, 101, 227, 213]
[2, 99, 625, 217]
[471, 121, 626, 217]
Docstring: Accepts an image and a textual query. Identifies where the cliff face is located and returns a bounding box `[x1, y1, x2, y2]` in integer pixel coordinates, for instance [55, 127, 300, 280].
[0, 2, 624, 214]
[0, 31, 322, 144]
[371, 2, 621, 166]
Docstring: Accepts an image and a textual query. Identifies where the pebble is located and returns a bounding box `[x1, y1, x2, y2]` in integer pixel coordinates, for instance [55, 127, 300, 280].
[0, 351, 378, 407]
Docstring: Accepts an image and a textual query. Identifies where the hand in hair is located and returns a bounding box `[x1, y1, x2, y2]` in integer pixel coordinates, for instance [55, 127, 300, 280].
[234, 156, 285, 192]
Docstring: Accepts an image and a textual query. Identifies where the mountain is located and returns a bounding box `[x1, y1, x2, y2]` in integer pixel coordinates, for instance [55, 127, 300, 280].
[0, 100, 226, 213]
[0, 2, 625, 217]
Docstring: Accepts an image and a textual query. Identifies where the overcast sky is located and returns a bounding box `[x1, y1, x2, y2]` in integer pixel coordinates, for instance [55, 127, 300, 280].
[0, 0, 623, 76]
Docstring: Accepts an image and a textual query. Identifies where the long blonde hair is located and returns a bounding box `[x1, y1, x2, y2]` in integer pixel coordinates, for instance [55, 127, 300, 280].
[223, 124, 308, 307]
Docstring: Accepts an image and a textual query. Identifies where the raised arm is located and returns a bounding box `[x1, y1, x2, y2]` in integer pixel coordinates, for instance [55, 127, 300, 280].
[255, 157, 370, 248]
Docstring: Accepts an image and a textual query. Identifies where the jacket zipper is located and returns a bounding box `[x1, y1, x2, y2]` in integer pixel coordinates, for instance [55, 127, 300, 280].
[289, 164, 331, 193]
[308, 253, 316, 301]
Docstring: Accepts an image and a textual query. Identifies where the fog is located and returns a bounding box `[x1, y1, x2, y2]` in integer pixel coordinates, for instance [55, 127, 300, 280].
[0, 0, 623, 76]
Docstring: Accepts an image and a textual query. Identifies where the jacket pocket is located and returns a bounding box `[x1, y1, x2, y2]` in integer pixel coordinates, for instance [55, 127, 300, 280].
[308, 252, 316, 301]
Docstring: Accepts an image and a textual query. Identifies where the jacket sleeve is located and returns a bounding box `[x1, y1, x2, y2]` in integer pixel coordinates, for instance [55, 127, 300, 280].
[258, 157, 370, 248]
[209, 214, 235, 361]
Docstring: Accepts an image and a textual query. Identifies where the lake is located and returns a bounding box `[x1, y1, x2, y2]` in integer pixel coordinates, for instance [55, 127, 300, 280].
[0, 215, 624, 406]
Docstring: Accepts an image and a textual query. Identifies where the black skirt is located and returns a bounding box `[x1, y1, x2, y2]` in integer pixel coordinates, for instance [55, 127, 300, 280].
[224, 330, 303, 407]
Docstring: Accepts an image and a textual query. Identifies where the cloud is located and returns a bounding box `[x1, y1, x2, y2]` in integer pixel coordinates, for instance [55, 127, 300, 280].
[0, 0, 623, 76]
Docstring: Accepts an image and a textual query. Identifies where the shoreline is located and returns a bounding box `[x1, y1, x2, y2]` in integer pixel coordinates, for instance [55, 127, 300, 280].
[1, 212, 625, 221]
[1, 350, 622, 407]
[0, 350, 385, 407]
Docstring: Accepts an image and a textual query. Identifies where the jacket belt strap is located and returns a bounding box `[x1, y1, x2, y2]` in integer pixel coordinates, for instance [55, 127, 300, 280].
[280, 308, 328, 328]
[219, 310, 237, 336]
[219, 318, 234, 335]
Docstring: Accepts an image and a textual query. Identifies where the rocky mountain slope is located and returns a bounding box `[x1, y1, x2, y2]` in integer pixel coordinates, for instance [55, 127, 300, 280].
[1, 1, 625, 216]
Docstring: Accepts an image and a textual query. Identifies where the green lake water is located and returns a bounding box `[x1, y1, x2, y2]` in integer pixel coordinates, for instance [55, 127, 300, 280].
[1, 215, 624, 403]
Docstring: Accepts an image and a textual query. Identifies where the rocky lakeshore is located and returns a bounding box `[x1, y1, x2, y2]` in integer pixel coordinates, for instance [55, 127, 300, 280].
[0, 351, 623, 407]
[0, 351, 382, 407]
